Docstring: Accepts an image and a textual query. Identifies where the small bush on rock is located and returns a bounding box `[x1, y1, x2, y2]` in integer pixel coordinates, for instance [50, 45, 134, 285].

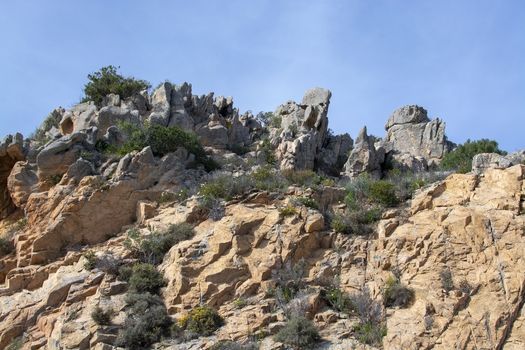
[383, 277, 415, 308]
[440, 268, 454, 292]
[441, 139, 506, 173]
[83, 251, 97, 270]
[115, 122, 218, 171]
[128, 263, 166, 294]
[282, 169, 320, 188]
[125, 224, 194, 265]
[279, 205, 298, 217]
[82, 65, 150, 106]
[178, 305, 224, 336]
[117, 292, 172, 349]
[350, 287, 387, 346]
[91, 306, 113, 325]
[272, 260, 307, 304]
[274, 315, 320, 349]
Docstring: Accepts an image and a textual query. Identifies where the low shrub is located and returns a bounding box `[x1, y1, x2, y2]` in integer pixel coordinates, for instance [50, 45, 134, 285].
[128, 263, 166, 294]
[5, 337, 23, 350]
[383, 277, 415, 308]
[117, 292, 172, 349]
[178, 305, 224, 336]
[282, 169, 320, 188]
[118, 265, 134, 282]
[233, 298, 248, 309]
[82, 65, 150, 106]
[272, 260, 307, 304]
[441, 139, 506, 174]
[440, 268, 454, 292]
[199, 175, 253, 201]
[125, 223, 194, 265]
[353, 321, 387, 347]
[83, 251, 97, 270]
[115, 122, 218, 171]
[322, 286, 353, 313]
[91, 306, 113, 325]
[350, 287, 386, 346]
[294, 197, 319, 210]
[368, 180, 399, 207]
[274, 315, 320, 349]
[0, 237, 14, 257]
[279, 205, 298, 217]
[330, 207, 381, 235]
[228, 144, 251, 156]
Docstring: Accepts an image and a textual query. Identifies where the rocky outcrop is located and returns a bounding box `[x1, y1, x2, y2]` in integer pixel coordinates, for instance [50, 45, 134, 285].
[273, 88, 333, 171]
[472, 150, 525, 174]
[0, 134, 26, 219]
[381, 105, 452, 170]
[343, 127, 384, 178]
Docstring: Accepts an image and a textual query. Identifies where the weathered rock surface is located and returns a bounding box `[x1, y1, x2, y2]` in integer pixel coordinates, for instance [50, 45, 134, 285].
[343, 127, 384, 178]
[273, 88, 332, 171]
[0, 134, 26, 219]
[472, 150, 525, 174]
[382, 105, 452, 170]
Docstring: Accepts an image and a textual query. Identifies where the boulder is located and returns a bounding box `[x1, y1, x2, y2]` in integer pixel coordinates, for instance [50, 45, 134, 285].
[6, 161, 39, 208]
[274, 87, 331, 170]
[168, 83, 194, 131]
[343, 127, 384, 178]
[1, 134, 27, 218]
[36, 132, 92, 179]
[97, 106, 140, 134]
[382, 105, 452, 168]
[472, 151, 525, 174]
[148, 82, 172, 126]
[317, 133, 353, 175]
[59, 103, 97, 135]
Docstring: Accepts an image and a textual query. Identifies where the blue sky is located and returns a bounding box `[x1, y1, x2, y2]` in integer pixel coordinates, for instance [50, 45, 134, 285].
[0, 0, 524, 151]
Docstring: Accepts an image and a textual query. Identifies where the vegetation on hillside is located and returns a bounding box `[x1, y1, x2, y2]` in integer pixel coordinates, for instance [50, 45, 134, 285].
[441, 139, 506, 173]
[82, 65, 150, 106]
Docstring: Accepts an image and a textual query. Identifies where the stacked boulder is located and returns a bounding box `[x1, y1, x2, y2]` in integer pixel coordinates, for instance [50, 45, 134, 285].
[343, 105, 453, 178]
[272, 88, 352, 172]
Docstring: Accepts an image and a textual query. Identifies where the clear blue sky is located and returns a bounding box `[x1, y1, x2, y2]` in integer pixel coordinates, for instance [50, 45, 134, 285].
[1, 0, 524, 151]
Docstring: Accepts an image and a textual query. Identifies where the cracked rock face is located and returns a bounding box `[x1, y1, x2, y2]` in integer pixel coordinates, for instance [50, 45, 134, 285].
[382, 105, 452, 170]
[0, 134, 26, 219]
[273, 87, 333, 171]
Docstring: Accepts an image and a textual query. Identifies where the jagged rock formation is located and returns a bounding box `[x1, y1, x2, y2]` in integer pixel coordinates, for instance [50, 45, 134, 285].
[343, 127, 384, 178]
[272, 88, 352, 172]
[381, 105, 452, 170]
[2, 82, 525, 349]
[472, 150, 525, 174]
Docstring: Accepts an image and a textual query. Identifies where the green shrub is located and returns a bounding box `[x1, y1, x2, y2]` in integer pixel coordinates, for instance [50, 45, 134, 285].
[179, 305, 224, 336]
[279, 205, 298, 217]
[294, 197, 319, 210]
[82, 65, 150, 106]
[322, 287, 353, 313]
[233, 298, 248, 309]
[128, 263, 166, 294]
[441, 139, 506, 173]
[83, 251, 97, 270]
[282, 169, 320, 188]
[274, 315, 320, 349]
[117, 292, 172, 349]
[350, 287, 386, 346]
[272, 260, 307, 304]
[114, 122, 218, 171]
[353, 321, 387, 346]
[330, 208, 381, 235]
[199, 175, 254, 201]
[91, 306, 113, 325]
[118, 265, 134, 282]
[0, 237, 14, 257]
[383, 277, 414, 308]
[259, 137, 276, 165]
[125, 223, 194, 265]
[368, 180, 399, 207]
[251, 166, 284, 192]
